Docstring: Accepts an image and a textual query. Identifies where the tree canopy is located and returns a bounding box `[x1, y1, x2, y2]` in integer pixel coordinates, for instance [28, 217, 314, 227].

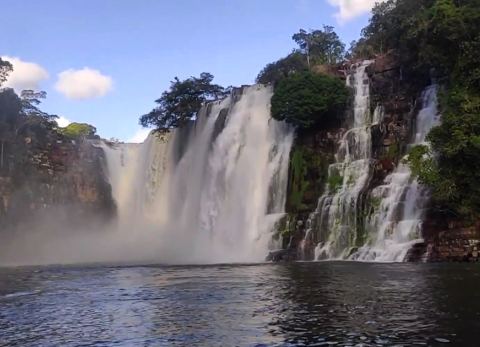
[270, 72, 349, 131]
[256, 26, 345, 86]
[140, 72, 226, 132]
[256, 52, 308, 86]
[60, 122, 98, 139]
[292, 26, 345, 66]
[0, 86, 62, 172]
[0, 58, 13, 87]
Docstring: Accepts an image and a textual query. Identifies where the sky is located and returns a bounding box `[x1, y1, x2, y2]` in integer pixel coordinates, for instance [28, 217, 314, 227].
[1, 0, 383, 142]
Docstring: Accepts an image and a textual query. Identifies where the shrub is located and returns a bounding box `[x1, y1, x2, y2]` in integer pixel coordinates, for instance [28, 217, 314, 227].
[60, 122, 97, 139]
[271, 72, 349, 130]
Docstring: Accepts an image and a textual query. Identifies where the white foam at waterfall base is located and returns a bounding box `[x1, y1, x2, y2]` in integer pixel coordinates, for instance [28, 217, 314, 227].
[353, 85, 440, 262]
[101, 85, 294, 264]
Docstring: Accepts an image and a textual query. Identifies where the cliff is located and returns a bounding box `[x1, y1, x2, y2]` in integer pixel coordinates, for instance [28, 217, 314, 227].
[0, 130, 115, 232]
[273, 54, 479, 262]
[272, 128, 341, 260]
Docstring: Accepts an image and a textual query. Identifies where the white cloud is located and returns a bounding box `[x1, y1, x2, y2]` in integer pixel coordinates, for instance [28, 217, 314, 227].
[55, 67, 113, 100]
[56, 116, 71, 127]
[1, 56, 49, 92]
[327, 0, 387, 23]
[127, 128, 151, 143]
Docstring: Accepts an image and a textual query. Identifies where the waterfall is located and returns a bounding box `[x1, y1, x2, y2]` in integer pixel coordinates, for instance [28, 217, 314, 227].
[311, 60, 375, 259]
[301, 62, 440, 262]
[101, 85, 294, 263]
[305, 65, 440, 262]
[353, 85, 440, 261]
[101, 134, 172, 227]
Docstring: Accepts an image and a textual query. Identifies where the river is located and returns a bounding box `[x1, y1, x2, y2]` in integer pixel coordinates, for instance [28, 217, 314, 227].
[1, 262, 479, 346]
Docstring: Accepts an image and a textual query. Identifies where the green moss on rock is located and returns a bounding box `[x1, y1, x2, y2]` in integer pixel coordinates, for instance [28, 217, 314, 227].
[286, 136, 334, 214]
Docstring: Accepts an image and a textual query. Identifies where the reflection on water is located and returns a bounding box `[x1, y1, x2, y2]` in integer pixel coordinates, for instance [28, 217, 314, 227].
[1, 262, 480, 346]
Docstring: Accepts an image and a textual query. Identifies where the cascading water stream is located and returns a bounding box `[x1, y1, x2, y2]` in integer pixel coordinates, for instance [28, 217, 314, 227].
[300, 60, 375, 260]
[100, 134, 172, 228]
[353, 85, 440, 262]
[300, 62, 440, 263]
[101, 85, 293, 263]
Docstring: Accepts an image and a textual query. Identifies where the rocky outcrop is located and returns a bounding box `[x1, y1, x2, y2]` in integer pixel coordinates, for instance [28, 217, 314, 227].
[0, 133, 115, 232]
[277, 129, 342, 258]
[407, 218, 480, 262]
[426, 227, 480, 262]
[367, 52, 425, 181]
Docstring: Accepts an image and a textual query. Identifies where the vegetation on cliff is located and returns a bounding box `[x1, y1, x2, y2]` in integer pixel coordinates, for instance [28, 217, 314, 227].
[140, 25, 348, 135]
[0, 58, 13, 87]
[0, 87, 56, 174]
[140, 72, 226, 132]
[60, 123, 98, 140]
[256, 26, 350, 132]
[292, 26, 345, 67]
[287, 145, 331, 213]
[254, 26, 349, 217]
[354, 0, 480, 220]
[256, 26, 345, 86]
[0, 60, 115, 228]
[271, 72, 349, 131]
[0, 59, 99, 151]
[255, 52, 308, 87]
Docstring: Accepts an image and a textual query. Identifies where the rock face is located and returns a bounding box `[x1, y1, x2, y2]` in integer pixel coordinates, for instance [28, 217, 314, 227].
[367, 52, 423, 172]
[278, 129, 341, 259]
[0, 133, 115, 232]
[427, 228, 480, 262]
[407, 218, 480, 262]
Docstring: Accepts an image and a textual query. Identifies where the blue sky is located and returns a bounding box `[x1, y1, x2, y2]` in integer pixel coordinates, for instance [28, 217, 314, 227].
[1, 0, 379, 141]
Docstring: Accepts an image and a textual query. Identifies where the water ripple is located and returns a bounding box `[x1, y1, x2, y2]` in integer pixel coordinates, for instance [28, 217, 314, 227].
[0, 262, 478, 346]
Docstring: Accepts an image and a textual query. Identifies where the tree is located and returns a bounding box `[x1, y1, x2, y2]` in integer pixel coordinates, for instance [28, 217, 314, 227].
[270, 72, 349, 131]
[140, 72, 225, 132]
[0, 59, 15, 170]
[292, 26, 345, 66]
[60, 122, 97, 139]
[0, 89, 22, 128]
[0, 58, 13, 87]
[347, 39, 376, 60]
[20, 90, 57, 120]
[256, 51, 309, 86]
[0, 88, 22, 170]
[361, 1, 398, 55]
[0, 86, 59, 171]
[256, 26, 346, 86]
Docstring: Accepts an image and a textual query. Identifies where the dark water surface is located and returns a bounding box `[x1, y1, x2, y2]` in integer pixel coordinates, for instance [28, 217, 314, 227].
[1, 262, 480, 346]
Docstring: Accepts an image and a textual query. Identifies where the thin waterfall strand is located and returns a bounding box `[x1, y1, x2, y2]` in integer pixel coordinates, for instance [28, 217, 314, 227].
[312, 60, 374, 260]
[353, 85, 440, 262]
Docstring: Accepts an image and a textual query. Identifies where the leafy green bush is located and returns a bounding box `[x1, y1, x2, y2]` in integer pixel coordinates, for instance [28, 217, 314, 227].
[271, 72, 349, 130]
[60, 122, 97, 139]
[328, 173, 343, 192]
